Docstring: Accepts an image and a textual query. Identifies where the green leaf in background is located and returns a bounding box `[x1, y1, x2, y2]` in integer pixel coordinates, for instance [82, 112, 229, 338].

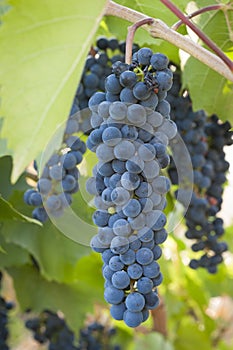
[0, 156, 28, 200]
[8, 264, 104, 333]
[0, 195, 39, 224]
[134, 332, 174, 350]
[0, 0, 107, 182]
[182, 6, 233, 122]
[1, 219, 91, 283]
[174, 316, 213, 350]
[0, 235, 30, 268]
[105, 0, 187, 64]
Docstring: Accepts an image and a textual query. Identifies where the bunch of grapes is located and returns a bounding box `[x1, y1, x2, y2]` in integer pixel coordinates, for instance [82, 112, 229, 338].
[167, 70, 233, 273]
[0, 272, 14, 350]
[25, 310, 120, 350]
[77, 321, 120, 350]
[23, 37, 139, 223]
[24, 105, 86, 223]
[25, 310, 77, 349]
[75, 37, 139, 110]
[86, 47, 177, 327]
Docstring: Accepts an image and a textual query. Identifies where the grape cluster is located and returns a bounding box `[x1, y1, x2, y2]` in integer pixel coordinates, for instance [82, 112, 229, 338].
[75, 37, 139, 111]
[25, 310, 120, 350]
[0, 272, 14, 350]
[86, 48, 177, 327]
[25, 310, 77, 349]
[24, 105, 86, 223]
[78, 321, 120, 350]
[167, 70, 233, 273]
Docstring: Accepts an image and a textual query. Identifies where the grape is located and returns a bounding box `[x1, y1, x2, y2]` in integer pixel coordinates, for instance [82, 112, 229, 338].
[125, 292, 145, 312]
[127, 263, 143, 279]
[49, 165, 65, 181]
[110, 236, 129, 254]
[121, 172, 140, 191]
[150, 53, 169, 70]
[32, 207, 48, 223]
[46, 195, 61, 211]
[136, 248, 154, 265]
[120, 70, 137, 88]
[138, 143, 155, 161]
[89, 92, 106, 112]
[93, 210, 110, 227]
[98, 227, 115, 245]
[154, 228, 168, 244]
[156, 71, 173, 91]
[133, 82, 151, 100]
[122, 199, 141, 218]
[137, 47, 153, 65]
[121, 124, 138, 140]
[123, 310, 143, 328]
[105, 74, 122, 94]
[138, 227, 153, 242]
[143, 261, 160, 278]
[135, 182, 152, 198]
[83, 73, 99, 89]
[140, 92, 159, 109]
[127, 104, 146, 126]
[112, 159, 126, 174]
[103, 265, 114, 280]
[109, 101, 128, 120]
[120, 249, 136, 265]
[144, 291, 159, 309]
[96, 144, 114, 162]
[102, 249, 115, 264]
[126, 156, 144, 174]
[114, 140, 135, 160]
[29, 192, 43, 206]
[111, 187, 130, 205]
[112, 270, 130, 289]
[120, 88, 138, 103]
[112, 219, 131, 237]
[128, 213, 146, 230]
[104, 286, 125, 304]
[62, 175, 76, 192]
[109, 256, 124, 271]
[110, 303, 126, 321]
[137, 277, 153, 294]
[102, 126, 122, 146]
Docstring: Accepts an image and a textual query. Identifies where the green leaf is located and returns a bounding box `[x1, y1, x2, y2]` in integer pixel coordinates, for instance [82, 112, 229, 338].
[0, 0, 107, 182]
[134, 332, 174, 350]
[0, 195, 39, 224]
[0, 235, 30, 268]
[0, 156, 28, 200]
[182, 8, 233, 122]
[1, 219, 91, 283]
[8, 264, 104, 333]
[105, 0, 187, 63]
[174, 316, 213, 350]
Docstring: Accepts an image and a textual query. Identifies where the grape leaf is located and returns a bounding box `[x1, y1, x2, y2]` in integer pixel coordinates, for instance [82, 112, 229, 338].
[0, 156, 28, 199]
[0, 235, 30, 268]
[134, 332, 174, 350]
[0, 0, 107, 182]
[105, 0, 187, 64]
[8, 264, 104, 333]
[182, 7, 233, 122]
[0, 195, 39, 223]
[1, 219, 91, 283]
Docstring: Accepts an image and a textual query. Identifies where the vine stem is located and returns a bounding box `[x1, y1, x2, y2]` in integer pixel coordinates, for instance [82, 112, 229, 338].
[160, 0, 233, 72]
[172, 4, 223, 31]
[125, 18, 154, 64]
[105, 1, 233, 81]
